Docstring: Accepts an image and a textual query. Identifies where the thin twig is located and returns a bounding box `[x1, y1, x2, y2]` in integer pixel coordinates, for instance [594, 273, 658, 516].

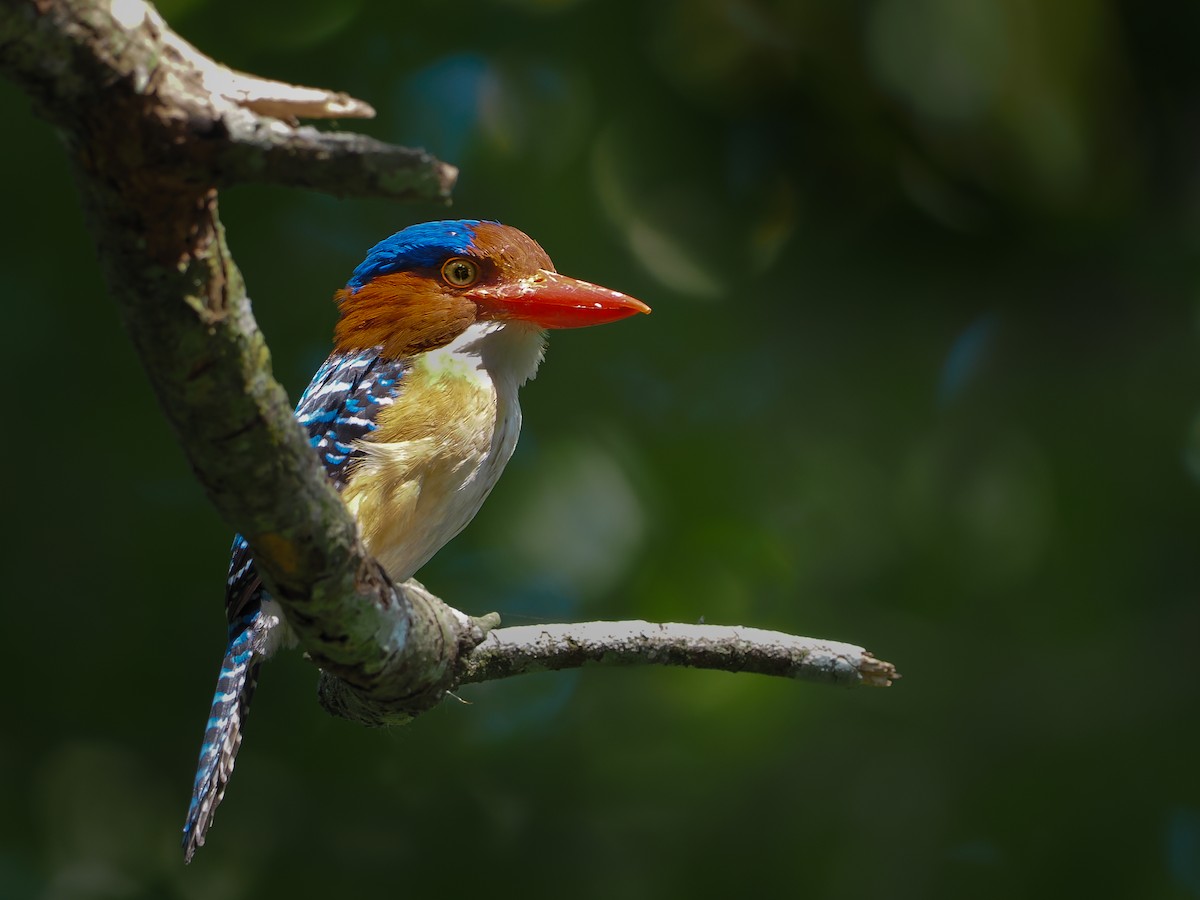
[457, 621, 897, 688]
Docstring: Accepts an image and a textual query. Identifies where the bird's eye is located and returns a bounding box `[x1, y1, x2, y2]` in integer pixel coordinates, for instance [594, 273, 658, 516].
[441, 258, 479, 287]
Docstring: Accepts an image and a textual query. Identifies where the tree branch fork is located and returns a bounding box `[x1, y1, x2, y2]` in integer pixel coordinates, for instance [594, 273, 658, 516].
[0, 0, 896, 730]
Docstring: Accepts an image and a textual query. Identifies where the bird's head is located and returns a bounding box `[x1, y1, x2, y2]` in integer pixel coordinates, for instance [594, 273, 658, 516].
[333, 220, 650, 359]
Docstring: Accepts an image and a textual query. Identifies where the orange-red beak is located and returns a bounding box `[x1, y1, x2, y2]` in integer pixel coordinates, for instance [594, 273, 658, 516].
[468, 270, 650, 329]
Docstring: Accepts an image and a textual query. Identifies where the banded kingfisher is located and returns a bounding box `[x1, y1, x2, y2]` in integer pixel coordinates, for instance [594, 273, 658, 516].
[182, 220, 649, 861]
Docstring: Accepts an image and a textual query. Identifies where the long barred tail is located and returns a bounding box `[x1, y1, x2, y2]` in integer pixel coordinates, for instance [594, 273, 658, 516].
[182, 613, 263, 863]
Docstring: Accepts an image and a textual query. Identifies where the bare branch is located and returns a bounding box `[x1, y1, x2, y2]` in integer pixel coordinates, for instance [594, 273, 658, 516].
[0, 0, 455, 202]
[456, 621, 898, 689]
[318, 613, 897, 726]
[213, 118, 458, 199]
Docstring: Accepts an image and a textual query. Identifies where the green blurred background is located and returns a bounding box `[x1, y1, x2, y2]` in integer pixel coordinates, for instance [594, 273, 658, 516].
[2, 0, 1198, 897]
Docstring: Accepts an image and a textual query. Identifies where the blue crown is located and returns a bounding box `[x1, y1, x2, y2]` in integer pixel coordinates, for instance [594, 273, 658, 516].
[347, 220, 490, 291]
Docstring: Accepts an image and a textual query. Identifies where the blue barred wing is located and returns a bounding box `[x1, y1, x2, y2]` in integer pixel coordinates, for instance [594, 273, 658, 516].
[223, 348, 408, 619]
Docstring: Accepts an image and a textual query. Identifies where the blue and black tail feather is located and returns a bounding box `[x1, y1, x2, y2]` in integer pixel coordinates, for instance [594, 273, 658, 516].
[182, 604, 266, 863]
[182, 532, 271, 863]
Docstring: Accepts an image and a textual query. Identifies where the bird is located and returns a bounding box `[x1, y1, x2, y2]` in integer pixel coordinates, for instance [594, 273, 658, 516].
[181, 219, 649, 861]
